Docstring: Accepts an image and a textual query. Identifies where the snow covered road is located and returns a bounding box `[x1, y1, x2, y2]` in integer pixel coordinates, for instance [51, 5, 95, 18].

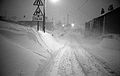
[35, 31, 117, 76]
[0, 21, 118, 76]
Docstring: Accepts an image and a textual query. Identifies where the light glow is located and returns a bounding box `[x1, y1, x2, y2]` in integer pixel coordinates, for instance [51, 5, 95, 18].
[50, 0, 59, 3]
[62, 24, 64, 27]
[71, 23, 74, 27]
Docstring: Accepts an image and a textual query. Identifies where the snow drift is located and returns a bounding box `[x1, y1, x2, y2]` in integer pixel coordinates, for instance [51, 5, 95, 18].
[0, 21, 63, 76]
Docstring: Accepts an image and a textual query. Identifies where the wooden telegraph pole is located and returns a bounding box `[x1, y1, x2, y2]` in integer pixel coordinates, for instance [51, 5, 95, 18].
[33, 0, 45, 32]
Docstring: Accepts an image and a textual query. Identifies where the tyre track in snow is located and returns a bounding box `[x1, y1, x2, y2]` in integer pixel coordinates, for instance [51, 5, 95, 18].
[49, 44, 85, 76]
[73, 46, 117, 76]
[48, 43, 116, 76]
[35, 43, 67, 76]
[35, 31, 116, 76]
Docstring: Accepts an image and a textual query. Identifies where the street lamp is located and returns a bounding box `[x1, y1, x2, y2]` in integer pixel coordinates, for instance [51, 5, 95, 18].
[62, 24, 64, 27]
[71, 23, 74, 27]
[50, 0, 59, 3]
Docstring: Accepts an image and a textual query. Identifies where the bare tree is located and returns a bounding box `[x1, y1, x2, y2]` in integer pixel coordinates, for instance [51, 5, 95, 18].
[108, 4, 114, 11]
[101, 8, 105, 14]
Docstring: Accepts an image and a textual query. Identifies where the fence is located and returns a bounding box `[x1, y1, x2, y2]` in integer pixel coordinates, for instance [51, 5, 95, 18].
[85, 7, 120, 37]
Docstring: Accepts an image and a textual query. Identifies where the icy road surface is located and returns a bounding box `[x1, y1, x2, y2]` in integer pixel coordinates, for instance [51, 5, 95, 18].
[35, 31, 116, 76]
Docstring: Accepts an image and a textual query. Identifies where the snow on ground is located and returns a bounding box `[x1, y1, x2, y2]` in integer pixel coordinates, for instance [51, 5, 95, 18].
[35, 30, 118, 76]
[38, 31, 64, 51]
[100, 38, 120, 50]
[79, 38, 120, 75]
[0, 20, 68, 76]
[0, 21, 58, 76]
[61, 32, 120, 75]
[1, 20, 119, 76]
[0, 35, 39, 76]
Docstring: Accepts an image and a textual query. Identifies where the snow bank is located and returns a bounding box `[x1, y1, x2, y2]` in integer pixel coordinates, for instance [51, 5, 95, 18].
[39, 31, 64, 51]
[0, 21, 57, 76]
[100, 38, 120, 50]
[0, 35, 39, 76]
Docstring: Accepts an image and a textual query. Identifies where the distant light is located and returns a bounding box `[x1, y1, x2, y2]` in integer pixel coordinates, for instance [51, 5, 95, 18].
[50, 0, 59, 3]
[62, 24, 64, 27]
[71, 23, 74, 27]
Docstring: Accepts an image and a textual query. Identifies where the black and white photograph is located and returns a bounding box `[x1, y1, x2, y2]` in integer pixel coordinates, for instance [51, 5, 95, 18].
[0, 0, 120, 76]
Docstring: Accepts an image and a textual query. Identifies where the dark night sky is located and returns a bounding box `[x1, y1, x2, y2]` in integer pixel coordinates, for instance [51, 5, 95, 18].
[0, 0, 120, 25]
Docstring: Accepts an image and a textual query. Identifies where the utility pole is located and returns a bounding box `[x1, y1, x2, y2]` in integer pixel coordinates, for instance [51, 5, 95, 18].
[43, 0, 45, 32]
[52, 17, 55, 26]
[63, 17, 65, 24]
[67, 14, 69, 25]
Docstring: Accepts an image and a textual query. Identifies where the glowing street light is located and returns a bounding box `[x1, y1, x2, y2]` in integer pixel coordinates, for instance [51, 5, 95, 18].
[50, 0, 59, 3]
[62, 24, 65, 27]
[71, 23, 74, 27]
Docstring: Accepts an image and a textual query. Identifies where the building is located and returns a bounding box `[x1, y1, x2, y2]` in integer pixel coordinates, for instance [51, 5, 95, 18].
[85, 7, 120, 37]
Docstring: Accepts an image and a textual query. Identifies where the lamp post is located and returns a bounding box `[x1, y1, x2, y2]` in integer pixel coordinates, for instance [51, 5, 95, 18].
[43, 0, 45, 32]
